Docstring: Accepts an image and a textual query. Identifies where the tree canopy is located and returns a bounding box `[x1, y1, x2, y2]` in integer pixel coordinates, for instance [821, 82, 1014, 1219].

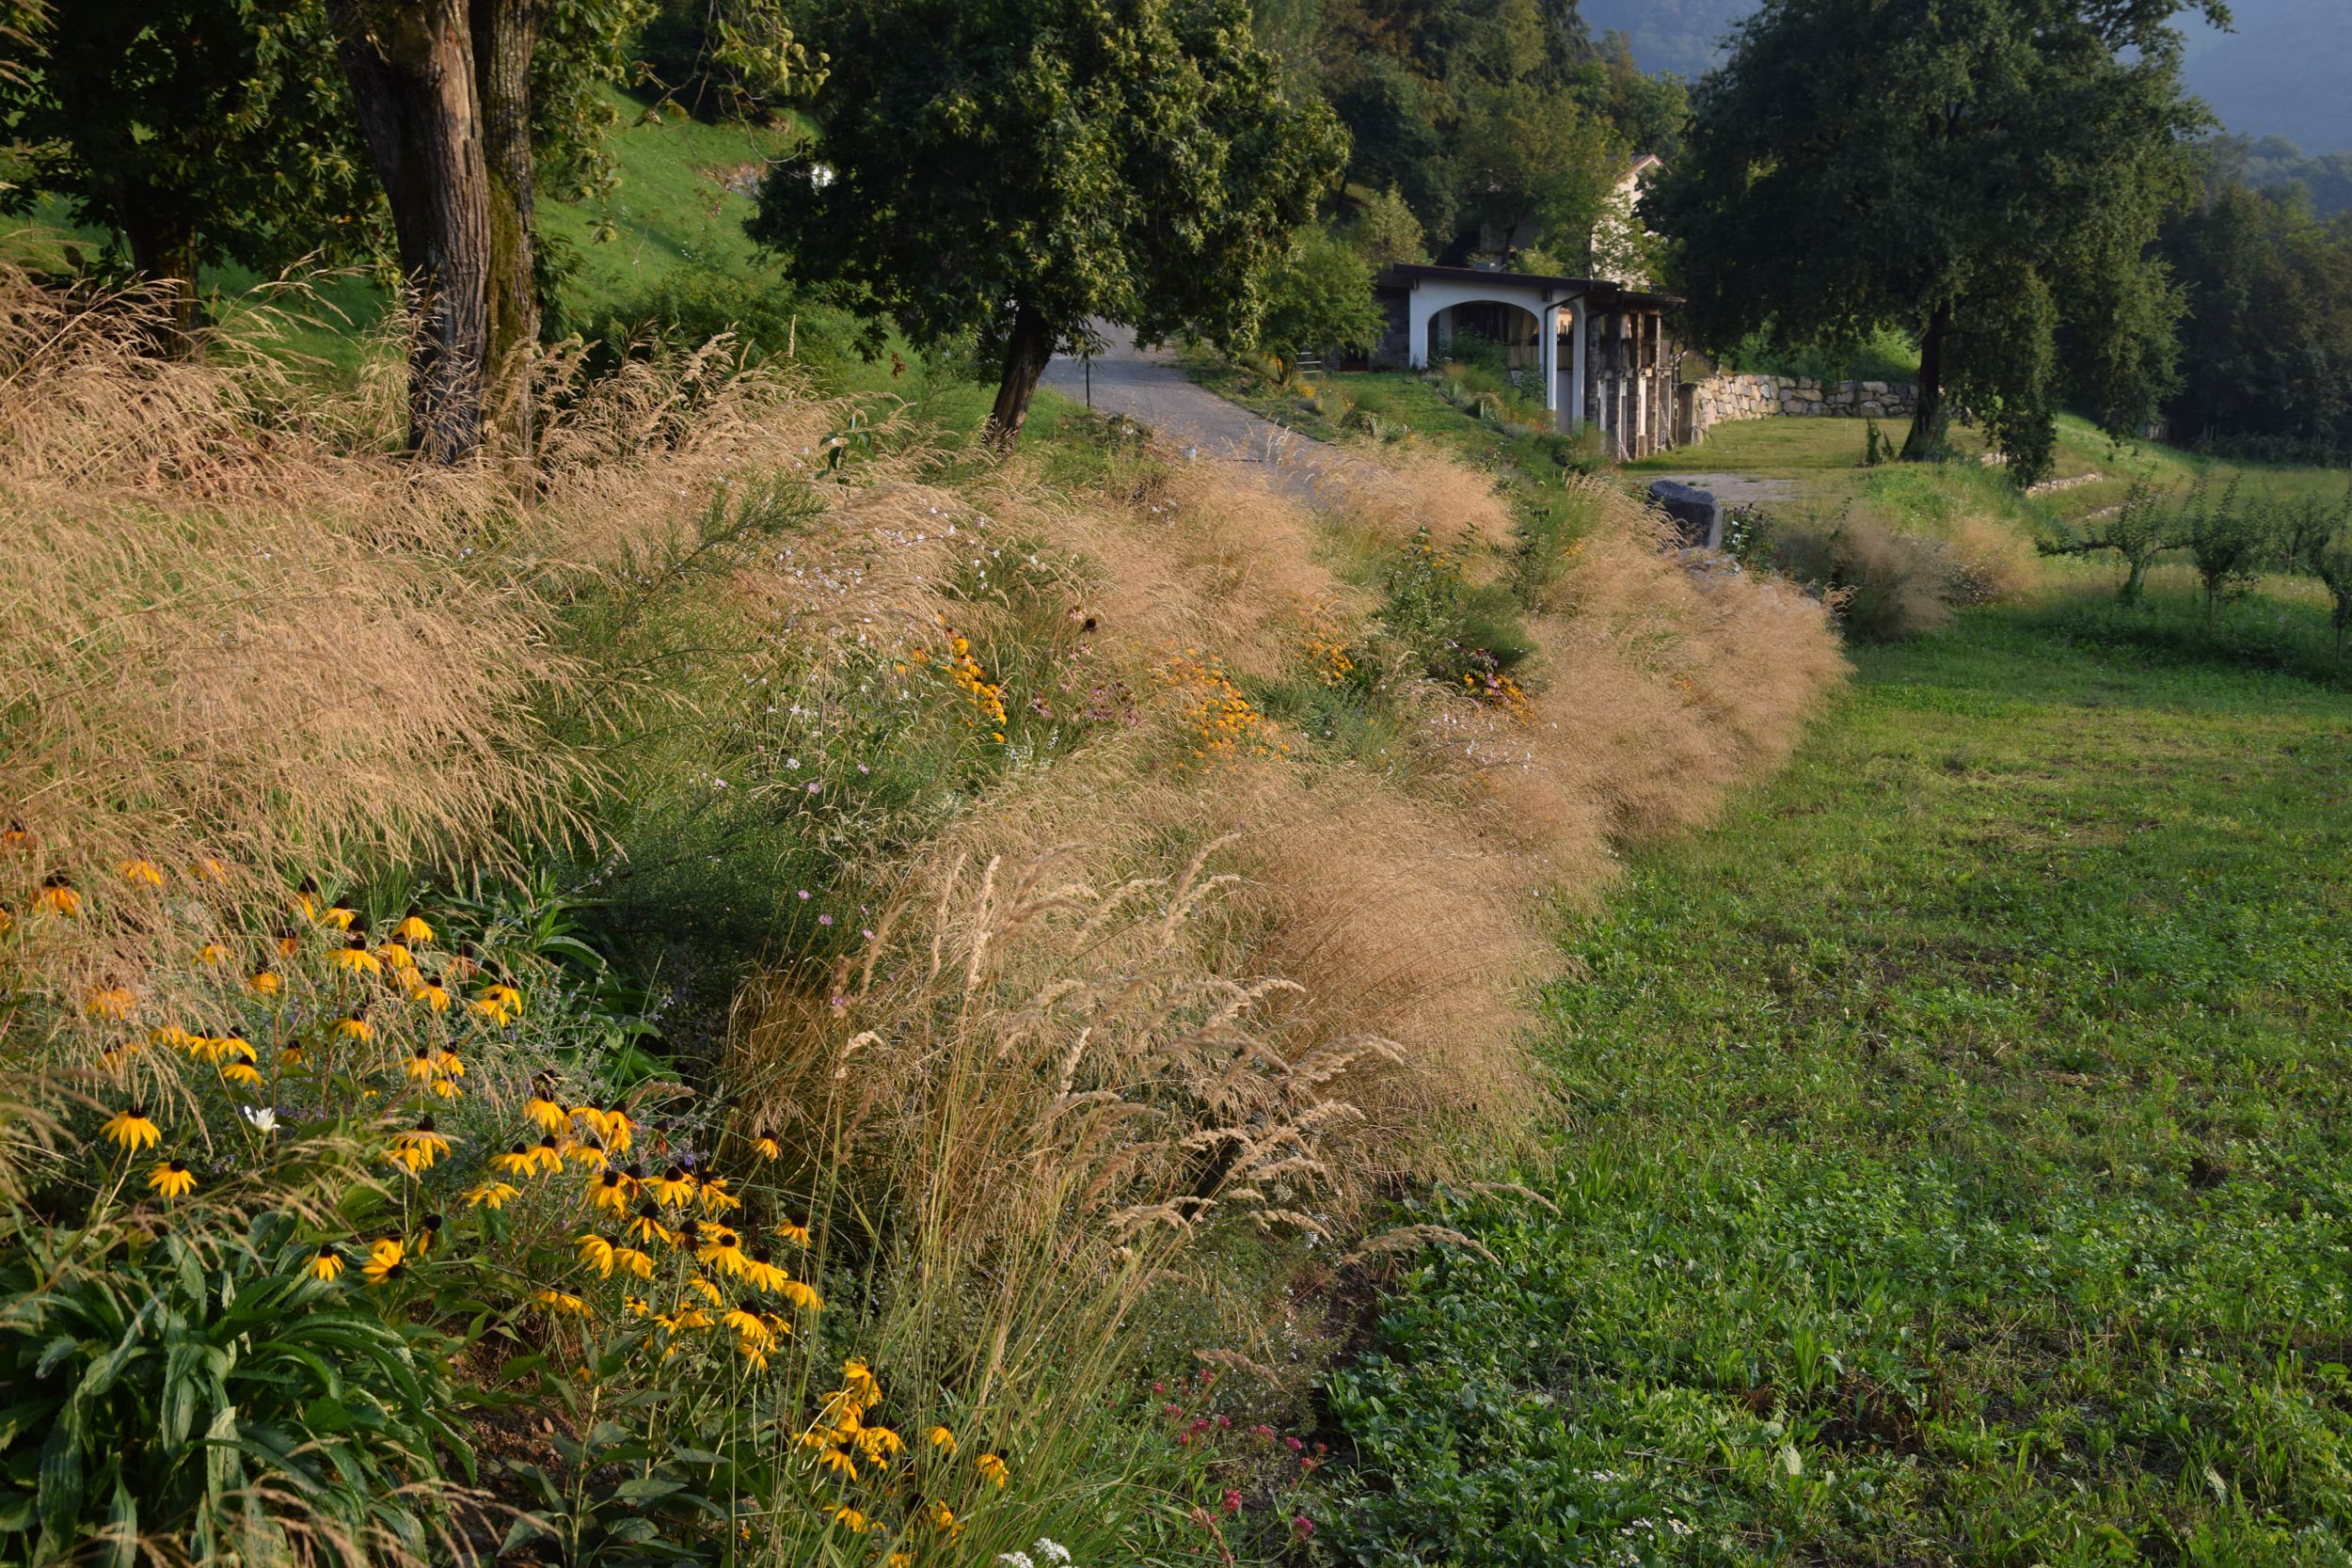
[0, 0, 374, 346]
[1650, 0, 2225, 481]
[754, 0, 1346, 446]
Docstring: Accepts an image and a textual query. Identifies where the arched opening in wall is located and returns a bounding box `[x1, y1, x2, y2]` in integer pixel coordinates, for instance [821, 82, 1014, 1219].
[1430, 300, 1540, 379]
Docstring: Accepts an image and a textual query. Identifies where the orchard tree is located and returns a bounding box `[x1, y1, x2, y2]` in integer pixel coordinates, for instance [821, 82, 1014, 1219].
[0, 0, 375, 352]
[1650, 0, 2224, 482]
[754, 0, 1347, 448]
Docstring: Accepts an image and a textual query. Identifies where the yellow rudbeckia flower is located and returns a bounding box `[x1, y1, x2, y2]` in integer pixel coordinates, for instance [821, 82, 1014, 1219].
[103, 1106, 162, 1152]
[148, 1159, 196, 1198]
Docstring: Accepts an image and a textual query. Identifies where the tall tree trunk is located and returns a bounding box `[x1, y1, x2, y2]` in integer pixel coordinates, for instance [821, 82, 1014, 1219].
[984, 304, 1055, 450]
[116, 198, 200, 358]
[473, 0, 539, 456]
[328, 0, 492, 464]
[1902, 300, 1952, 461]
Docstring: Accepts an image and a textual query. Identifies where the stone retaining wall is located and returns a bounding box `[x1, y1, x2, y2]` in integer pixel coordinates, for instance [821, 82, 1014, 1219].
[1691, 372, 1918, 427]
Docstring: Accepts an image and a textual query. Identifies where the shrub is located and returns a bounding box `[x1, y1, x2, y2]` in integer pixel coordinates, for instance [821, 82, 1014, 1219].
[1379, 527, 1534, 681]
[2178, 477, 2271, 620]
[1764, 511, 1958, 641]
[2040, 480, 2179, 603]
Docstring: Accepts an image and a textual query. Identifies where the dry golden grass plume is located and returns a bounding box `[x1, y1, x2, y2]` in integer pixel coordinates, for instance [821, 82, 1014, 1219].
[1315, 444, 1520, 557]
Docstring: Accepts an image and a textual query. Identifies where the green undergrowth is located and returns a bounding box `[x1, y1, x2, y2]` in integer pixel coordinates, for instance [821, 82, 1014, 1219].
[1316, 607, 2352, 1566]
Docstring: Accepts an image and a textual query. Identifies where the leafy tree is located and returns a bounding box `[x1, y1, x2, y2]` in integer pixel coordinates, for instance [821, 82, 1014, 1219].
[0, 0, 375, 351]
[2177, 476, 2268, 619]
[2038, 481, 2180, 602]
[1651, 0, 2221, 483]
[636, 0, 829, 120]
[2281, 483, 2352, 655]
[1330, 55, 1457, 244]
[1347, 185, 1428, 265]
[2157, 178, 2352, 456]
[1255, 223, 1386, 372]
[1453, 79, 1621, 262]
[755, 0, 1346, 448]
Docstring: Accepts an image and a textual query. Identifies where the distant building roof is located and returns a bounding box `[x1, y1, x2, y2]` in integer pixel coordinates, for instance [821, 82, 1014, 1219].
[1373, 262, 1679, 309]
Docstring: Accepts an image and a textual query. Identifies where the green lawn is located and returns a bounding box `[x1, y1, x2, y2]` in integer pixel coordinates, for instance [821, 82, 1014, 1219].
[1318, 608, 2352, 1566]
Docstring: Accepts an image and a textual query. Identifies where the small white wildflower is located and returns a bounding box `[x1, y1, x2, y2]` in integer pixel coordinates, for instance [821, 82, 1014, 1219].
[1032, 1542, 1071, 1567]
[241, 1105, 278, 1134]
[997, 1555, 1034, 1568]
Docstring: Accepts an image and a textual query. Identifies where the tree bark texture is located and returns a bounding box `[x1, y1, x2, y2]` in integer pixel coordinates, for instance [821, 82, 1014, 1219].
[472, 0, 539, 455]
[115, 198, 201, 359]
[984, 305, 1055, 450]
[328, 0, 492, 464]
[1902, 300, 1953, 461]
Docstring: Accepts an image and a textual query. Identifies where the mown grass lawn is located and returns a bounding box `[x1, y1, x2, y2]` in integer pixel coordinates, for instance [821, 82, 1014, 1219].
[1320, 609, 2352, 1566]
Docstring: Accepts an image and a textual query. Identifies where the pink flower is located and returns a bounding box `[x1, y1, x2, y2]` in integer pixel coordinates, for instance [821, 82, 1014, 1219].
[818, 914, 834, 926]
[1293, 1515, 1314, 1541]
[1152, 1382, 1167, 1395]
[1163, 1402, 1184, 1419]
[1251, 1424, 1276, 1442]
[1284, 1435, 1305, 1453]
[1221, 1490, 1241, 1515]
[1215, 1414, 1231, 1429]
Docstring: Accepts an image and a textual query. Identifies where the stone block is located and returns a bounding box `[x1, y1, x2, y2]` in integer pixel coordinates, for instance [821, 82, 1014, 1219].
[1648, 480, 1723, 550]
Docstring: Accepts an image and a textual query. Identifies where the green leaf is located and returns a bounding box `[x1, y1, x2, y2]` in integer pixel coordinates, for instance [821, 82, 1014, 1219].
[304, 1396, 353, 1433]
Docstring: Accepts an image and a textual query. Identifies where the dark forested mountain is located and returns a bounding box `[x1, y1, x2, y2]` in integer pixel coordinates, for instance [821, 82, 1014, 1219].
[1579, 0, 2350, 152]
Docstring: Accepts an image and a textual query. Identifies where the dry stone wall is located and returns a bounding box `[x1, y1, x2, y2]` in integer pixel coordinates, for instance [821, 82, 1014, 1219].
[1692, 372, 1918, 428]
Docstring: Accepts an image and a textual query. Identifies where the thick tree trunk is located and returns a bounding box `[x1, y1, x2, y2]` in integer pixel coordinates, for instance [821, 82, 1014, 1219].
[328, 0, 493, 464]
[1902, 300, 1952, 461]
[472, 0, 539, 455]
[117, 200, 201, 358]
[984, 305, 1056, 450]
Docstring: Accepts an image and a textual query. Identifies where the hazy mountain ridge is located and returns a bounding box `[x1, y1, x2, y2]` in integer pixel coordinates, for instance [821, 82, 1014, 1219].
[1580, 0, 2350, 153]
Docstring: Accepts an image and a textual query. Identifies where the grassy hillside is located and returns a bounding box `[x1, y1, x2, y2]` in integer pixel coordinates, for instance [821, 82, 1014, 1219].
[1318, 598, 2352, 1563]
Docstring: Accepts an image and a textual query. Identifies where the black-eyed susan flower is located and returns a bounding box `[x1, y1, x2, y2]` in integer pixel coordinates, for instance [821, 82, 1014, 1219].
[778, 1276, 823, 1312]
[151, 1023, 199, 1056]
[309, 1243, 345, 1282]
[673, 1303, 713, 1331]
[293, 878, 320, 919]
[752, 1134, 781, 1161]
[926, 1501, 959, 1537]
[148, 1159, 196, 1199]
[816, 1446, 858, 1481]
[336, 1007, 373, 1043]
[697, 1227, 748, 1276]
[34, 873, 78, 918]
[275, 926, 301, 958]
[975, 1451, 1009, 1488]
[465, 1180, 519, 1210]
[321, 901, 356, 932]
[0, 820, 27, 851]
[414, 1213, 442, 1255]
[566, 1102, 607, 1142]
[491, 1144, 535, 1179]
[194, 942, 228, 967]
[564, 1138, 607, 1173]
[928, 1425, 957, 1454]
[854, 1424, 905, 1466]
[776, 1217, 811, 1248]
[531, 1135, 565, 1177]
[843, 1357, 881, 1404]
[684, 1273, 723, 1307]
[220, 1060, 262, 1089]
[103, 1105, 162, 1153]
[363, 1238, 405, 1284]
[524, 1084, 567, 1133]
[576, 1233, 616, 1277]
[669, 1218, 703, 1255]
[334, 934, 382, 977]
[374, 941, 414, 974]
[589, 1168, 632, 1217]
[721, 1305, 770, 1344]
[828, 1504, 869, 1534]
[740, 1246, 789, 1293]
[612, 1244, 655, 1280]
[279, 1044, 308, 1070]
[697, 1175, 740, 1215]
[623, 1205, 670, 1248]
[246, 967, 282, 997]
[404, 1046, 437, 1083]
[408, 974, 452, 1012]
[530, 1289, 588, 1317]
[189, 856, 228, 883]
[205, 1034, 256, 1066]
[597, 1105, 635, 1155]
[394, 906, 433, 946]
[84, 981, 135, 1022]
[119, 859, 165, 889]
[388, 1116, 450, 1174]
[482, 981, 521, 1016]
[646, 1165, 696, 1208]
[97, 1038, 138, 1073]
